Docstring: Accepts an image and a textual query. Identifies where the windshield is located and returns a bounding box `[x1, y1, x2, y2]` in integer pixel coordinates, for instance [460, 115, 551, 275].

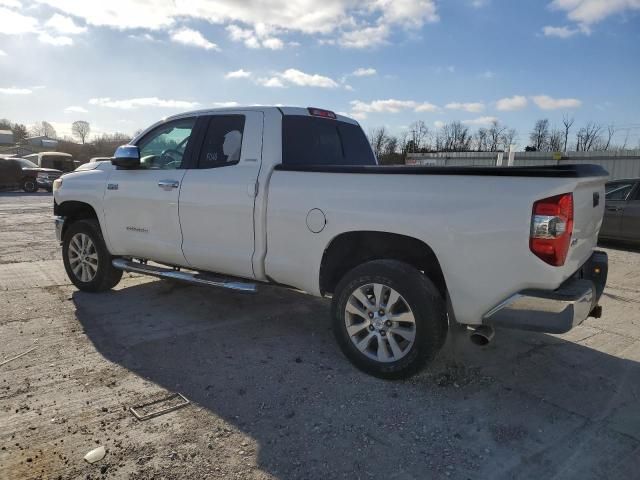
[17, 158, 39, 169]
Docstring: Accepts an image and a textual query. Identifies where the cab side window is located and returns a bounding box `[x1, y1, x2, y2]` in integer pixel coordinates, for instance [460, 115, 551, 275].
[137, 118, 196, 170]
[198, 116, 245, 169]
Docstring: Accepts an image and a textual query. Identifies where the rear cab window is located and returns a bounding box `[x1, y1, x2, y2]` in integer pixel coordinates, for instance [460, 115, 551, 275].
[282, 115, 376, 166]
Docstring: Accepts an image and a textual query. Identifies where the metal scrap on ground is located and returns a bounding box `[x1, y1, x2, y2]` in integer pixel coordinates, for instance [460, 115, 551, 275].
[129, 392, 190, 421]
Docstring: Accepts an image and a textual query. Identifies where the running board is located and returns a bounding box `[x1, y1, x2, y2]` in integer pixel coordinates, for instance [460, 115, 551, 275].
[112, 258, 257, 293]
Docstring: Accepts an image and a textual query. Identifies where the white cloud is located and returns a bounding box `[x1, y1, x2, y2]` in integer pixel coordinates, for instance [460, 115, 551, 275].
[45, 13, 86, 34]
[33, 1, 439, 48]
[212, 101, 240, 107]
[64, 105, 89, 113]
[338, 24, 389, 48]
[445, 102, 485, 113]
[128, 33, 157, 42]
[225, 69, 251, 79]
[0, 7, 39, 34]
[352, 67, 377, 77]
[38, 32, 73, 46]
[280, 68, 338, 88]
[542, 25, 581, 37]
[0, 87, 32, 95]
[350, 99, 439, 117]
[258, 69, 339, 88]
[89, 97, 200, 109]
[262, 37, 284, 49]
[414, 102, 439, 112]
[532, 95, 582, 110]
[170, 28, 218, 50]
[480, 70, 495, 79]
[226, 24, 284, 49]
[549, 0, 640, 26]
[496, 95, 528, 111]
[0, 49, 7, 56]
[257, 77, 286, 88]
[434, 120, 445, 129]
[0, 0, 22, 7]
[462, 116, 498, 126]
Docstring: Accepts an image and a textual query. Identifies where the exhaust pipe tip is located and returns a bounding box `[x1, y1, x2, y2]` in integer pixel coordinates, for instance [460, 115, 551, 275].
[470, 325, 494, 346]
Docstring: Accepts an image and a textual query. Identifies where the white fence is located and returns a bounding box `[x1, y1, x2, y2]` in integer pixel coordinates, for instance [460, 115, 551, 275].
[406, 150, 640, 180]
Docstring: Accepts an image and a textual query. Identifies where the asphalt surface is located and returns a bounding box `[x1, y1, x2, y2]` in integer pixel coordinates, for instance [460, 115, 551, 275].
[1, 192, 639, 480]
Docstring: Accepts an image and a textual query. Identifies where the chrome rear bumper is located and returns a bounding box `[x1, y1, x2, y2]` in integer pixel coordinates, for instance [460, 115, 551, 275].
[483, 251, 608, 334]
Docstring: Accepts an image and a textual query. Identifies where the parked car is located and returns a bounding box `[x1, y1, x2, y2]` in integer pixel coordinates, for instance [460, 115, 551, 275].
[599, 178, 640, 244]
[22, 152, 77, 173]
[88, 157, 113, 163]
[0, 157, 62, 192]
[52, 106, 609, 378]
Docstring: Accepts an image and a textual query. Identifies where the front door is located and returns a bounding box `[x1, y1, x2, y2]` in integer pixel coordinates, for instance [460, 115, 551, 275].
[103, 117, 196, 266]
[179, 111, 264, 279]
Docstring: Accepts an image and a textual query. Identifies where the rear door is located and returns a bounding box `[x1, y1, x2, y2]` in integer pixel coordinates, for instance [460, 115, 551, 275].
[620, 182, 640, 241]
[179, 111, 263, 279]
[601, 181, 636, 239]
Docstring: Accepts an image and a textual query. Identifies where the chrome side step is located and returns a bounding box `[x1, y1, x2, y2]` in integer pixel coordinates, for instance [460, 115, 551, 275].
[112, 258, 257, 293]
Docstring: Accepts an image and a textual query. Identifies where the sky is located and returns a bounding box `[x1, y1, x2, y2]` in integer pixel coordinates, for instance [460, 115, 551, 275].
[1, 0, 639, 148]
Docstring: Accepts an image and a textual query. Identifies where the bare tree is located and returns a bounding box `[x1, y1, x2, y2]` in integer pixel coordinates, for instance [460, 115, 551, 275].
[30, 121, 56, 138]
[549, 128, 564, 152]
[562, 114, 574, 152]
[529, 119, 550, 151]
[439, 121, 472, 152]
[474, 128, 488, 152]
[501, 128, 518, 151]
[407, 120, 430, 153]
[72, 120, 91, 144]
[368, 127, 389, 160]
[487, 120, 507, 152]
[603, 124, 616, 150]
[576, 122, 602, 151]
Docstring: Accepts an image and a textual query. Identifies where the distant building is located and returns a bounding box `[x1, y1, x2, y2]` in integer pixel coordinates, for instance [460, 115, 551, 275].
[25, 136, 58, 149]
[0, 130, 13, 145]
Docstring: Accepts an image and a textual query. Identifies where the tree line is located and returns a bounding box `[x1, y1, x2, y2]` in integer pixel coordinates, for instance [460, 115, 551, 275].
[369, 117, 635, 165]
[0, 118, 132, 162]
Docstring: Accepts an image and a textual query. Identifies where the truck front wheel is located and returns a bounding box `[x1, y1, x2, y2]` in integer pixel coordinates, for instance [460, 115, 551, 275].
[62, 219, 123, 292]
[331, 259, 447, 379]
[22, 178, 38, 193]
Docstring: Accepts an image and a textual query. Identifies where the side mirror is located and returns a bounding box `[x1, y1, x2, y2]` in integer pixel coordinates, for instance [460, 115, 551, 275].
[112, 145, 140, 169]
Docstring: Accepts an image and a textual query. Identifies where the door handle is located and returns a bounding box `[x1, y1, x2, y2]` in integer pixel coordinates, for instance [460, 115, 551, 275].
[606, 206, 622, 212]
[158, 180, 179, 191]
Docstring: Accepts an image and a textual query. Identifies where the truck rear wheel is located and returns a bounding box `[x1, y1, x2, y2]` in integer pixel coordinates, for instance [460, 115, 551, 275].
[331, 259, 447, 379]
[62, 219, 123, 292]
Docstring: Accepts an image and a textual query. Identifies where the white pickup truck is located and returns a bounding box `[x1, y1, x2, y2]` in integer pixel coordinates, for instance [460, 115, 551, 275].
[53, 106, 609, 378]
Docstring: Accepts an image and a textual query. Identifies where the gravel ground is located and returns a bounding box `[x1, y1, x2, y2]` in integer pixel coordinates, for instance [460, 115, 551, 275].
[0, 192, 639, 480]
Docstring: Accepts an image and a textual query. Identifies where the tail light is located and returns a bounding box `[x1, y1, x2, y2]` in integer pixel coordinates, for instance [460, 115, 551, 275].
[530, 193, 574, 266]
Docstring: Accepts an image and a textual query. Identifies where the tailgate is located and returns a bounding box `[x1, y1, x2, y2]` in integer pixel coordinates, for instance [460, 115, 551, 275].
[565, 175, 607, 272]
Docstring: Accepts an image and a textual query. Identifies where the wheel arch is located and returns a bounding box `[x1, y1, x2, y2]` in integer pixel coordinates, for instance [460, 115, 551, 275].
[56, 200, 100, 239]
[319, 231, 447, 299]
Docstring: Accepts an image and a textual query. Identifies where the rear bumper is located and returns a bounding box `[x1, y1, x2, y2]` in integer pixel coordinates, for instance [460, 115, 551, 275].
[483, 251, 608, 334]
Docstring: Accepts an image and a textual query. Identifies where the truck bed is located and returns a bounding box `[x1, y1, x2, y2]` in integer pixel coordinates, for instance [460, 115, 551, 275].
[274, 163, 609, 178]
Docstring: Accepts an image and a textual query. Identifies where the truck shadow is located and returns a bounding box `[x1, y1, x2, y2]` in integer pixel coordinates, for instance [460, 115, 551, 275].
[72, 279, 640, 480]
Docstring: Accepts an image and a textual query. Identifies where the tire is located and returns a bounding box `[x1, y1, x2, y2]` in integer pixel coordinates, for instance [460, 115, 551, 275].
[22, 178, 38, 193]
[62, 219, 123, 292]
[332, 259, 447, 380]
